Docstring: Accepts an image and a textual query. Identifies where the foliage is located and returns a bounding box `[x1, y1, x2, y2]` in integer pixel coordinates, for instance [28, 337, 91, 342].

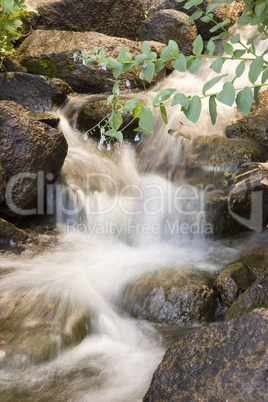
[76, 0, 268, 147]
[0, 0, 37, 65]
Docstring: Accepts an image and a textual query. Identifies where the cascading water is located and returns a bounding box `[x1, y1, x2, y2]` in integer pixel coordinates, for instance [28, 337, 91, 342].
[0, 25, 266, 401]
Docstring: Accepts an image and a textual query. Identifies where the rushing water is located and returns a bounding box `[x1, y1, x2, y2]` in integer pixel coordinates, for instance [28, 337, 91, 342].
[0, 25, 267, 400]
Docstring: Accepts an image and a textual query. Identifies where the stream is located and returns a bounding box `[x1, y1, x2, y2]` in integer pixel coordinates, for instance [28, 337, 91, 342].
[0, 24, 267, 401]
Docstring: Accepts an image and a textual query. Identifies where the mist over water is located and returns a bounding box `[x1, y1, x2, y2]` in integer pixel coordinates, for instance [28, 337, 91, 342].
[0, 24, 265, 400]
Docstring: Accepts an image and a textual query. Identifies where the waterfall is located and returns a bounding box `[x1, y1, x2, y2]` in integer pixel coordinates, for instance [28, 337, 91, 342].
[0, 24, 265, 401]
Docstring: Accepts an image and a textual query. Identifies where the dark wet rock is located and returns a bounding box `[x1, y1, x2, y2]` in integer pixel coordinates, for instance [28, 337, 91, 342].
[141, 0, 244, 40]
[0, 72, 73, 111]
[19, 30, 165, 93]
[0, 291, 90, 367]
[0, 218, 29, 243]
[226, 91, 268, 151]
[216, 262, 256, 307]
[143, 308, 268, 401]
[121, 269, 219, 326]
[77, 99, 139, 143]
[0, 101, 67, 219]
[225, 269, 268, 319]
[139, 10, 197, 55]
[26, 0, 145, 40]
[27, 111, 60, 129]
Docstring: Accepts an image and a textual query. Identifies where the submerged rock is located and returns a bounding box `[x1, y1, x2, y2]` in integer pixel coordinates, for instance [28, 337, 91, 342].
[19, 30, 165, 93]
[139, 10, 197, 55]
[0, 101, 67, 219]
[0, 72, 73, 111]
[143, 308, 268, 401]
[121, 269, 219, 326]
[26, 0, 145, 41]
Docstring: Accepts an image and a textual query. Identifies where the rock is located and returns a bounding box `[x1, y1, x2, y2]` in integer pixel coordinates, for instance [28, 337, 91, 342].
[121, 269, 219, 326]
[225, 269, 268, 319]
[0, 101, 68, 219]
[77, 99, 139, 143]
[0, 218, 28, 243]
[216, 262, 256, 307]
[226, 91, 268, 151]
[0, 72, 73, 111]
[26, 0, 145, 41]
[143, 308, 268, 401]
[138, 9, 197, 55]
[19, 30, 166, 93]
[27, 111, 60, 129]
[141, 0, 245, 40]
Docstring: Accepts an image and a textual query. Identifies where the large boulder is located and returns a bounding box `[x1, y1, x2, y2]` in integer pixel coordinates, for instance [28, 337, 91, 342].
[120, 269, 219, 326]
[138, 9, 197, 55]
[0, 101, 67, 219]
[225, 269, 268, 319]
[226, 90, 268, 151]
[141, 0, 245, 40]
[0, 72, 73, 111]
[19, 30, 166, 93]
[26, 0, 145, 41]
[144, 308, 268, 401]
[0, 218, 28, 244]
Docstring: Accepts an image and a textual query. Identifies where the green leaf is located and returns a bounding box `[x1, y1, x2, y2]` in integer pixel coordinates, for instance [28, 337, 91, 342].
[255, 3, 265, 16]
[153, 88, 176, 105]
[236, 87, 253, 115]
[139, 106, 154, 135]
[209, 95, 217, 126]
[237, 14, 252, 25]
[121, 62, 135, 73]
[142, 41, 151, 57]
[201, 14, 213, 23]
[216, 82, 235, 106]
[230, 33, 241, 44]
[109, 111, 123, 131]
[105, 129, 123, 143]
[98, 47, 105, 62]
[160, 104, 168, 124]
[114, 131, 123, 143]
[171, 93, 189, 109]
[248, 56, 263, 84]
[155, 59, 166, 73]
[106, 58, 120, 69]
[172, 54, 187, 72]
[168, 39, 179, 58]
[185, 10, 202, 22]
[161, 45, 173, 62]
[254, 86, 261, 107]
[134, 104, 143, 118]
[118, 46, 133, 63]
[235, 60, 245, 78]
[134, 53, 147, 65]
[261, 69, 268, 84]
[202, 74, 228, 95]
[190, 58, 203, 74]
[183, 96, 202, 123]
[123, 98, 139, 112]
[223, 43, 234, 56]
[112, 64, 123, 79]
[233, 49, 246, 58]
[210, 19, 231, 33]
[142, 61, 155, 82]
[193, 35, 203, 56]
[210, 57, 223, 73]
[207, 39, 215, 56]
[107, 95, 114, 105]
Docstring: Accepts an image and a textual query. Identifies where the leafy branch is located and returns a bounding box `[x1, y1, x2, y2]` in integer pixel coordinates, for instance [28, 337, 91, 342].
[75, 0, 268, 147]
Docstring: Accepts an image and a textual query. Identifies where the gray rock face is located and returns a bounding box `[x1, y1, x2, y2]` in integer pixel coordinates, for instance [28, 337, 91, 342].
[27, 0, 145, 40]
[19, 30, 165, 93]
[144, 308, 268, 401]
[121, 269, 219, 326]
[0, 101, 67, 218]
[139, 9, 197, 55]
[0, 72, 73, 111]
